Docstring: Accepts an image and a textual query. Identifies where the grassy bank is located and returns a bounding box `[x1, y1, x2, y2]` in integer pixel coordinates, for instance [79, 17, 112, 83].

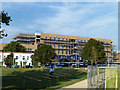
[2, 68, 87, 89]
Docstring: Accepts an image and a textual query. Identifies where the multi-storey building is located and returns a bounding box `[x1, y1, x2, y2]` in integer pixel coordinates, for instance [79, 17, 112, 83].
[0, 33, 113, 62]
[13, 33, 35, 45]
[35, 33, 113, 62]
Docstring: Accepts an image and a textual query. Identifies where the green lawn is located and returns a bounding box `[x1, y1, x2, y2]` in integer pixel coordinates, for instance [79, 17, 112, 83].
[99, 68, 120, 89]
[2, 68, 87, 89]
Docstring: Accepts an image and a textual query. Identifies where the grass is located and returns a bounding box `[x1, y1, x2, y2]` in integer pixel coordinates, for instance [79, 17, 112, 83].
[99, 68, 120, 89]
[2, 68, 87, 89]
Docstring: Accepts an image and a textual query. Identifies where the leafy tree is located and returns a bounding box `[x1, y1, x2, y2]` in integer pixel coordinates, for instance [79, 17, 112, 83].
[4, 53, 13, 67]
[31, 44, 56, 66]
[3, 41, 26, 52]
[0, 11, 12, 26]
[81, 38, 107, 64]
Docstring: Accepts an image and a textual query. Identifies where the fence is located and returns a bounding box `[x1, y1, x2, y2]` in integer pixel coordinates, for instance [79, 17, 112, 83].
[87, 64, 120, 89]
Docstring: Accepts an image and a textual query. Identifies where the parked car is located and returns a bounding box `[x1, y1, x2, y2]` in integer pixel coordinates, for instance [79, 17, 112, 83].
[54, 65, 63, 68]
[11, 65, 19, 68]
[44, 65, 51, 68]
[11, 65, 14, 68]
[14, 65, 19, 68]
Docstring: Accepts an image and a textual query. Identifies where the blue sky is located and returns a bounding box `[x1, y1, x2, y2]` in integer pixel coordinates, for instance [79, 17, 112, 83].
[1, 2, 118, 51]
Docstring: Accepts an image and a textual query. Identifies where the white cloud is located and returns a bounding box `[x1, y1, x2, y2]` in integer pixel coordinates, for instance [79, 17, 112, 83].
[27, 2, 117, 50]
[1, 2, 118, 51]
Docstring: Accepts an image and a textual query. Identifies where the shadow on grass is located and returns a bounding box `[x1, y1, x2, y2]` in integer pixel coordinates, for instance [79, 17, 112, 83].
[2, 68, 87, 89]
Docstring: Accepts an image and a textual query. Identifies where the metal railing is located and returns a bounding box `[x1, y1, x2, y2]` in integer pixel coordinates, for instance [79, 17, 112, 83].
[87, 64, 119, 89]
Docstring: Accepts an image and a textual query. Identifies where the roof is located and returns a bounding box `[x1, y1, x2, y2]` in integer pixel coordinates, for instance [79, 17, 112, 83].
[36, 33, 112, 43]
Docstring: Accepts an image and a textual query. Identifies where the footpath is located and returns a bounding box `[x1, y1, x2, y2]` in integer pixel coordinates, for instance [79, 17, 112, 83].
[57, 79, 87, 89]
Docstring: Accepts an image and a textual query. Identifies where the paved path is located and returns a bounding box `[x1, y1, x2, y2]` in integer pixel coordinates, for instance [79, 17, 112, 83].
[57, 79, 87, 90]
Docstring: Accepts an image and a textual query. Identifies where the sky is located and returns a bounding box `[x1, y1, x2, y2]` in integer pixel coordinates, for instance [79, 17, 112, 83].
[1, 2, 118, 51]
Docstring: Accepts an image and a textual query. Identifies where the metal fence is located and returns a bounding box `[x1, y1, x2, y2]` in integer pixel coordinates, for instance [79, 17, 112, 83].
[87, 64, 120, 89]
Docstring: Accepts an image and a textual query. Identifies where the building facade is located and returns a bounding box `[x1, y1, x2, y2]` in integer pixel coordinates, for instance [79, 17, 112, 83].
[35, 33, 113, 61]
[0, 52, 33, 67]
[13, 33, 35, 45]
[1, 33, 113, 62]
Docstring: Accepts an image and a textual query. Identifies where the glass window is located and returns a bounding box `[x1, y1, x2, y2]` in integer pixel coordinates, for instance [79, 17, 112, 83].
[54, 37, 56, 41]
[23, 56, 25, 60]
[16, 56, 18, 59]
[50, 37, 52, 41]
[58, 44, 60, 48]
[62, 50, 64, 55]
[4, 56, 6, 58]
[58, 50, 60, 55]
[60, 38, 62, 40]
[54, 44, 56, 48]
[66, 50, 68, 54]
[27, 56, 29, 60]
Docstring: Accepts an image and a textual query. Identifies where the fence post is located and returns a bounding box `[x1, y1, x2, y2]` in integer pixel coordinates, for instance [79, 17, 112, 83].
[97, 67, 99, 88]
[93, 66, 95, 88]
[105, 68, 107, 89]
[87, 66, 90, 88]
[116, 70, 118, 88]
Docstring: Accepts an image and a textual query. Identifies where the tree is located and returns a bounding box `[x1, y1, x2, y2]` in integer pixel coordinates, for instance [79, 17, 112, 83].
[31, 44, 56, 66]
[3, 41, 26, 52]
[4, 53, 13, 67]
[0, 11, 12, 39]
[0, 11, 12, 26]
[81, 38, 107, 64]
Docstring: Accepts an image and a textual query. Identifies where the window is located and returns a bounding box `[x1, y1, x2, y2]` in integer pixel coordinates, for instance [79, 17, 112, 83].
[62, 50, 64, 55]
[46, 37, 47, 41]
[107, 47, 108, 51]
[36, 35, 40, 38]
[50, 37, 52, 41]
[54, 44, 56, 48]
[16, 56, 18, 59]
[58, 44, 60, 48]
[23, 56, 25, 60]
[54, 37, 56, 41]
[27, 56, 29, 60]
[4, 55, 6, 58]
[66, 50, 68, 54]
[58, 50, 60, 55]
